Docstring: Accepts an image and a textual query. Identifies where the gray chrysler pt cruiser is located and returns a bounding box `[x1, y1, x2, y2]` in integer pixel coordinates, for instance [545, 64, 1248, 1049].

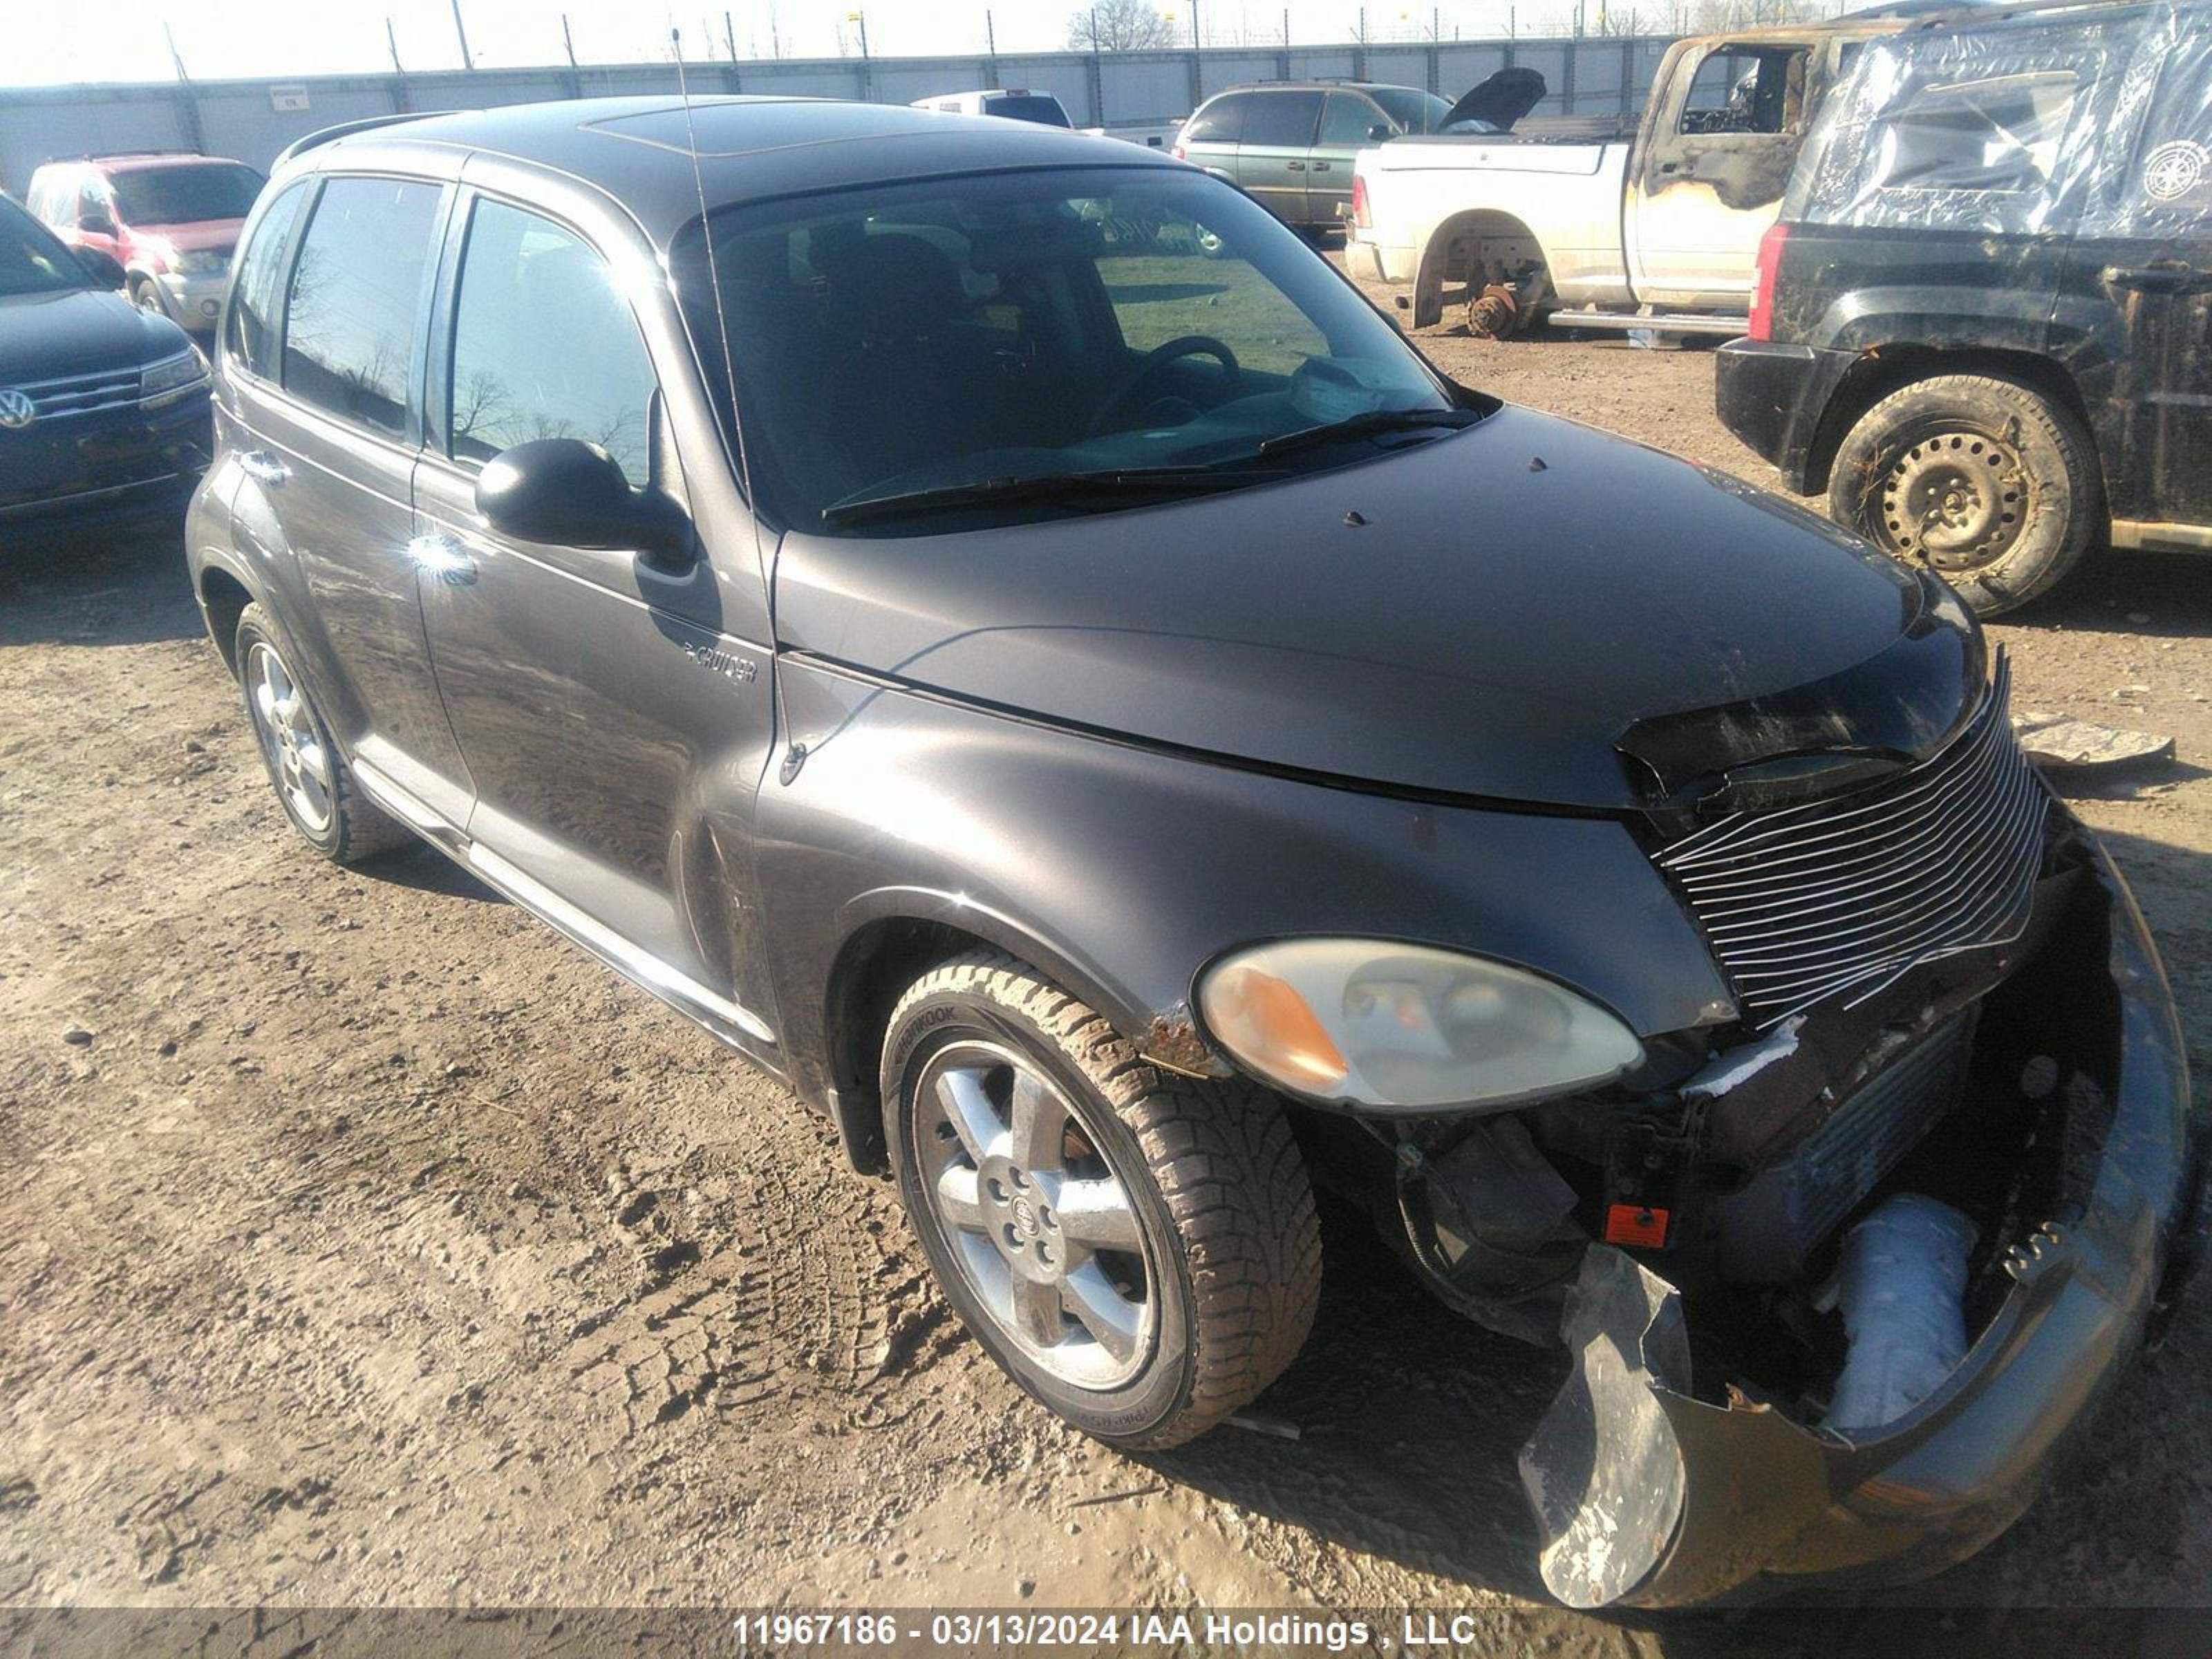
[185, 97, 2202, 1606]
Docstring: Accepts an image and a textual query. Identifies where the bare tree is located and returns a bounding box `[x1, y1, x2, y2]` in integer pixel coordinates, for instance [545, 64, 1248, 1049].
[1067, 0, 1179, 50]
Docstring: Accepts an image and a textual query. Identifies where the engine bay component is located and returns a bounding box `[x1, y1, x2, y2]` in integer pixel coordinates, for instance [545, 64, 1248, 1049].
[1822, 1193, 1978, 1433]
[1708, 1011, 1976, 1280]
[1396, 1114, 1586, 1341]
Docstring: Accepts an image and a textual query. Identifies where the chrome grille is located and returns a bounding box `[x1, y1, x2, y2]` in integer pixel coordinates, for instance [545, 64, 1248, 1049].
[1658, 655, 2045, 1028]
[2, 363, 143, 423]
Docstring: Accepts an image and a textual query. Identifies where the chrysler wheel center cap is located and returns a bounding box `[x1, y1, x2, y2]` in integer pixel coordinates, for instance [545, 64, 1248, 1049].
[1011, 1194, 1040, 1238]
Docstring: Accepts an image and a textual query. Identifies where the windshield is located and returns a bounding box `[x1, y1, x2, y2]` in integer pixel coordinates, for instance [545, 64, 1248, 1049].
[111, 162, 263, 227]
[673, 167, 1455, 534]
[987, 95, 1072, 127]
[0, 200, 88, 297]
[1370, 86, 1454, 133]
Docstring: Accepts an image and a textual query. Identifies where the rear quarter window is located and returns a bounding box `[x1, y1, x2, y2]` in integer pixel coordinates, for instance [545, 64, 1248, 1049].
[225, 179, 311, 381]
[280, 176, 443, 437]
[1183, 94, 1248, 145]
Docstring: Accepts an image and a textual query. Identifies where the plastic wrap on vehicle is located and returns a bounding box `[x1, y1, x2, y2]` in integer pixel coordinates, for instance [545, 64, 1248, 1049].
[1783, 1, 2211, 239]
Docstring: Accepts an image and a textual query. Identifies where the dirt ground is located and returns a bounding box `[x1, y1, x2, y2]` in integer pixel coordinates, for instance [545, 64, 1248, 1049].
[4, 272, 2209, 1647]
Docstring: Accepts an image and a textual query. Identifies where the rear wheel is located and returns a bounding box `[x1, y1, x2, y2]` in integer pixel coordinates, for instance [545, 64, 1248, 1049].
[235, 603, 411, 865]
[882, 952, 1321, 1448]
[1829, 373, 2098, 615]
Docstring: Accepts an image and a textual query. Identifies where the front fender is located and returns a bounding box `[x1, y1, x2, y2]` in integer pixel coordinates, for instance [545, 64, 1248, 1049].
[756, 657, 1733, 1121]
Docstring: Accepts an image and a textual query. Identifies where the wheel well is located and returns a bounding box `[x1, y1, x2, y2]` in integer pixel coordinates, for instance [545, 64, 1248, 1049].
[1414, 209, 1548, 329]
[1804, 345, 2100, 498]
[199, 568, 252, 677]
[821, 917, 1000, 1174]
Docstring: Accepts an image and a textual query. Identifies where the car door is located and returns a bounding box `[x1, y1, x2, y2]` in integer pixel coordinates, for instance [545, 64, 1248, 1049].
[1235, 91, 1325, 227]
[222, 169, 476, 828]
[411, 184, 782, 1047]
[1313, 93, 1392, 227]
[1627, 42, 1813, 310]
[2062, 24, 2212, 536]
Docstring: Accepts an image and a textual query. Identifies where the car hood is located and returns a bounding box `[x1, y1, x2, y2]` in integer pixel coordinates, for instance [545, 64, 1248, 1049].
[131, 218, 243, 256]
[772, 404, 1984, 812]
[0, 285, 176, 382]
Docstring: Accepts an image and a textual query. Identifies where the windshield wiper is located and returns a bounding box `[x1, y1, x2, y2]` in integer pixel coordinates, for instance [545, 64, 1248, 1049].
[1253, 406, 1483, 460]
[820, 465, 1286, 527]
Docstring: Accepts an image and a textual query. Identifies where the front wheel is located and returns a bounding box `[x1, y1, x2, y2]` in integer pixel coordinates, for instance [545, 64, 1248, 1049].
[882, 952, 1321, 1448]
[1829, 373, 2099, 615]
[129, 277, 166, 320]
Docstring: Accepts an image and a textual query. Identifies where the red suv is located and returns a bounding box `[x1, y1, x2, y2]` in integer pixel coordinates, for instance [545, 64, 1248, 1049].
[25, 153, 264, 337]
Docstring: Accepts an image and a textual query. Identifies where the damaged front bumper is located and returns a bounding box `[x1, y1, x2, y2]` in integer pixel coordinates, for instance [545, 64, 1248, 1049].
[1521, 838, 2203, 1609]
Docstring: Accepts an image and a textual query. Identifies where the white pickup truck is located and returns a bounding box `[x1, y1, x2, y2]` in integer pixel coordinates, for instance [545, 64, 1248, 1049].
[1346, 20, 1905, 335]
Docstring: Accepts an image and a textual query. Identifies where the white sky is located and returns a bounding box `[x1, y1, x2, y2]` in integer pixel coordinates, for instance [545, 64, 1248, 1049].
[2, 0, 1571, 87]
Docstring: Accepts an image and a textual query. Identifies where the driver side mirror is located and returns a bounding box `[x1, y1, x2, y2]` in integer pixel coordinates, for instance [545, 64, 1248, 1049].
[475, 439, 694, 565]
[79, 214, 118, 238]
[74, 246, 126, 290]
[1367, 123, 1395, 142]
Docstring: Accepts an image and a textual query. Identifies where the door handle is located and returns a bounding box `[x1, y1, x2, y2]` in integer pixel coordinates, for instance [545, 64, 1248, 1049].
[1312, 160, 1332, 171]
[1285, 160, 1307, 171]
[2103, 261, 2212, 294]
[406, 532, 477, 586]
[238, 451, 290, 486]
[1658, 160, 1685, 174]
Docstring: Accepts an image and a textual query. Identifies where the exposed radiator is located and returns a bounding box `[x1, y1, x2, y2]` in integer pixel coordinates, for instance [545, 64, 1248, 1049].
[1711, 1011, 1976, 1281]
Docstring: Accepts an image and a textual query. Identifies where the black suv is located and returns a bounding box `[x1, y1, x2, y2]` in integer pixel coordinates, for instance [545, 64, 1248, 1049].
[187, 96, 2197, 1608]
[1, 193, 211, 541]
[1717, 0, 2212, 613]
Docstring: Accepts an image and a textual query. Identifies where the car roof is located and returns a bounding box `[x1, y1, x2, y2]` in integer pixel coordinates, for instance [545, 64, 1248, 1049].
[35, 152, 247, 177]
[293, 95, 1178, 250]
[1213, 82, 1425, 93]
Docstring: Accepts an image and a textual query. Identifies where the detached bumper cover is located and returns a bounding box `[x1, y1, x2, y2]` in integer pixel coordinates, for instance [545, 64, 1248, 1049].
[1523, 840, 2200, 1608]
[1714, 337, 1859, 494]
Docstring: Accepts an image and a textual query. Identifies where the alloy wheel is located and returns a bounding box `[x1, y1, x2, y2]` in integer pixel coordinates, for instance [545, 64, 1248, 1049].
[245, 641, 333, 834]
[915, 1040, 1156, 1389]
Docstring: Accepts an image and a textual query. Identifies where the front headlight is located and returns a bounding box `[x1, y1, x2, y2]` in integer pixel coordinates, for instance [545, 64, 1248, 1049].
[140, 347, 209, 406]
[176, 248, 228, 275]
[1198, 939, 1643, 1114]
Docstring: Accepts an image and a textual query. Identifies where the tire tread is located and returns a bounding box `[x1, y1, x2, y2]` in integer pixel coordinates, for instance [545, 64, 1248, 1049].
[885, 950, 1321, 1448]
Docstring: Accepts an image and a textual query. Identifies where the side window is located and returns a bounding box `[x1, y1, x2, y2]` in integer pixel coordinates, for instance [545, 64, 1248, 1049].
[1681, 48, 1805, 135]
[2103, 35, 2212, 233]
[446, 199, 659, 487]
[281, 176, 442, 437]
[1319, 93, 1391, 147]
[77, 182, 109, 226]
[225, 180, 310, 382]
[1868, 71, 2079, 196]
[1183, 93, 1248, 145]
[1241, 92, 1324, 149]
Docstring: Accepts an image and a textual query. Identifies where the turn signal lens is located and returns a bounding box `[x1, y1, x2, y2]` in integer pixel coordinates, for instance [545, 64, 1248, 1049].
[1201, 962, 1351, 1091]
[1199, 940, 1642, 1114]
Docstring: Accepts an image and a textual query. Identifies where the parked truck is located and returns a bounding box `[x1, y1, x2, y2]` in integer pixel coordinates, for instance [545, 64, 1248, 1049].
[1345, 17, 1913, 335]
